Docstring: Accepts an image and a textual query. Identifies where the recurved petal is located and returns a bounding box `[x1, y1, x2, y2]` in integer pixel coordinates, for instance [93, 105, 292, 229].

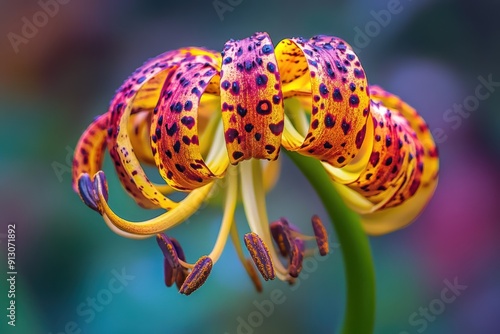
[220, 32, 284, 164]
[152, 59, 227, 191]
[72, 114, 108, 192]
[345, 86, 439, 235]
[106, 48, 220, 208]
[369, 85, 439, 189]
[276, 36, 371, 169]
[92, 170, 215, 236]
[347, 100, 412, 201]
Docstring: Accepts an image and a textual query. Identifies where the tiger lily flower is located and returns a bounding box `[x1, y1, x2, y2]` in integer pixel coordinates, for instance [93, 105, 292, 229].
[72, 32, 438, 295]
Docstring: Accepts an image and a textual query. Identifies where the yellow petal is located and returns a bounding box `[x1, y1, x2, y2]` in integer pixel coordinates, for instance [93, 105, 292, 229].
[94, 171, 215, 236]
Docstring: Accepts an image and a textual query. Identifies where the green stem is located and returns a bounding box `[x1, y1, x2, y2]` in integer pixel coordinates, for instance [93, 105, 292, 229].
[286, 151, 375, 334]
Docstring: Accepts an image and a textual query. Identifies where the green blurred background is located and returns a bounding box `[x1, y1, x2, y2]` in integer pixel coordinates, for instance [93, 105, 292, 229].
[1, 0, 499, 333]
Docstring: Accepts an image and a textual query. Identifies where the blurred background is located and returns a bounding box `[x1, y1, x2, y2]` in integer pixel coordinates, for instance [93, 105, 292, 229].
[1, 0, 499, 333]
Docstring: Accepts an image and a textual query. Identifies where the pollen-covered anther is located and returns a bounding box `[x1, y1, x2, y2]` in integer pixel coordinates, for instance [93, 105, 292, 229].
[179, 256, 213, 295]
[244, 233, 276, 281]
[311, 215, 329, 256]
[170, 238, 189, 290]
[269, 216, 327, 277]
[156, 233, 181, 287]
[270, 220, 291, 257]
[288, 238, 305, 278]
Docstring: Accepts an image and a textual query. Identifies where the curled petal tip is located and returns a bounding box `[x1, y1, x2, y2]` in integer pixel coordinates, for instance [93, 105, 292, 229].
[77, 173, 99, 212]
[179, 256, 213, 295]
[244, 233, 275, 281]
[311, 215, 329, 256]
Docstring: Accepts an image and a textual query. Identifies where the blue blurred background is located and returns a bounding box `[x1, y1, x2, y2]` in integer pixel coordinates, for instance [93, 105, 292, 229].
[1, 0, 499, 333]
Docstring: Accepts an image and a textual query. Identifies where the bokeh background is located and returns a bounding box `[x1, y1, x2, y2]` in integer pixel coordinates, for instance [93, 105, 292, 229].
[1, 0, 499, 333]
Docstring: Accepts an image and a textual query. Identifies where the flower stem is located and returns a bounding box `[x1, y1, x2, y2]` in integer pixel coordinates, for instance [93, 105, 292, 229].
[286, 151, 375, 334]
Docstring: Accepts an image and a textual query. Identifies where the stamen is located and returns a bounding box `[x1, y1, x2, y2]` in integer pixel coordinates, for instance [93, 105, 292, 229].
[179, 256, 213, 295]
[229, 221, 262, 292]
[170, 238, 189, 290]
[288, 238, 305, 278]
[156, 233, 180, 287]
[270, 220, 290, 257]
[178, 259, 195, 269]
[176, 267, 189, 291]
[311, 215, 329, 256]
[239, 159, 289, 280]
[243, 258, 263, 293]
[244, 232, 275, 281]
[208, 165, 238, 263]
[163, 257, 176, 287]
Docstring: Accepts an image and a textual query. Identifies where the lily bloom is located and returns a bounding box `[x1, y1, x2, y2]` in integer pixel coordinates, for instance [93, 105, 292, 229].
[72, 32, 438, 295]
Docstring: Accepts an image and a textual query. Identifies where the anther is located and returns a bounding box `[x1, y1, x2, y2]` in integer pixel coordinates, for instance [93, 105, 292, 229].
[156, 233, 180, 287]
[179, 256, 213, 295]
[311, 215, 329, 256]
[170, 238, 189, 290]
[289, 238, 305, 278]
[270, 221, 289, 257]
[244, 233, 275, 281]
